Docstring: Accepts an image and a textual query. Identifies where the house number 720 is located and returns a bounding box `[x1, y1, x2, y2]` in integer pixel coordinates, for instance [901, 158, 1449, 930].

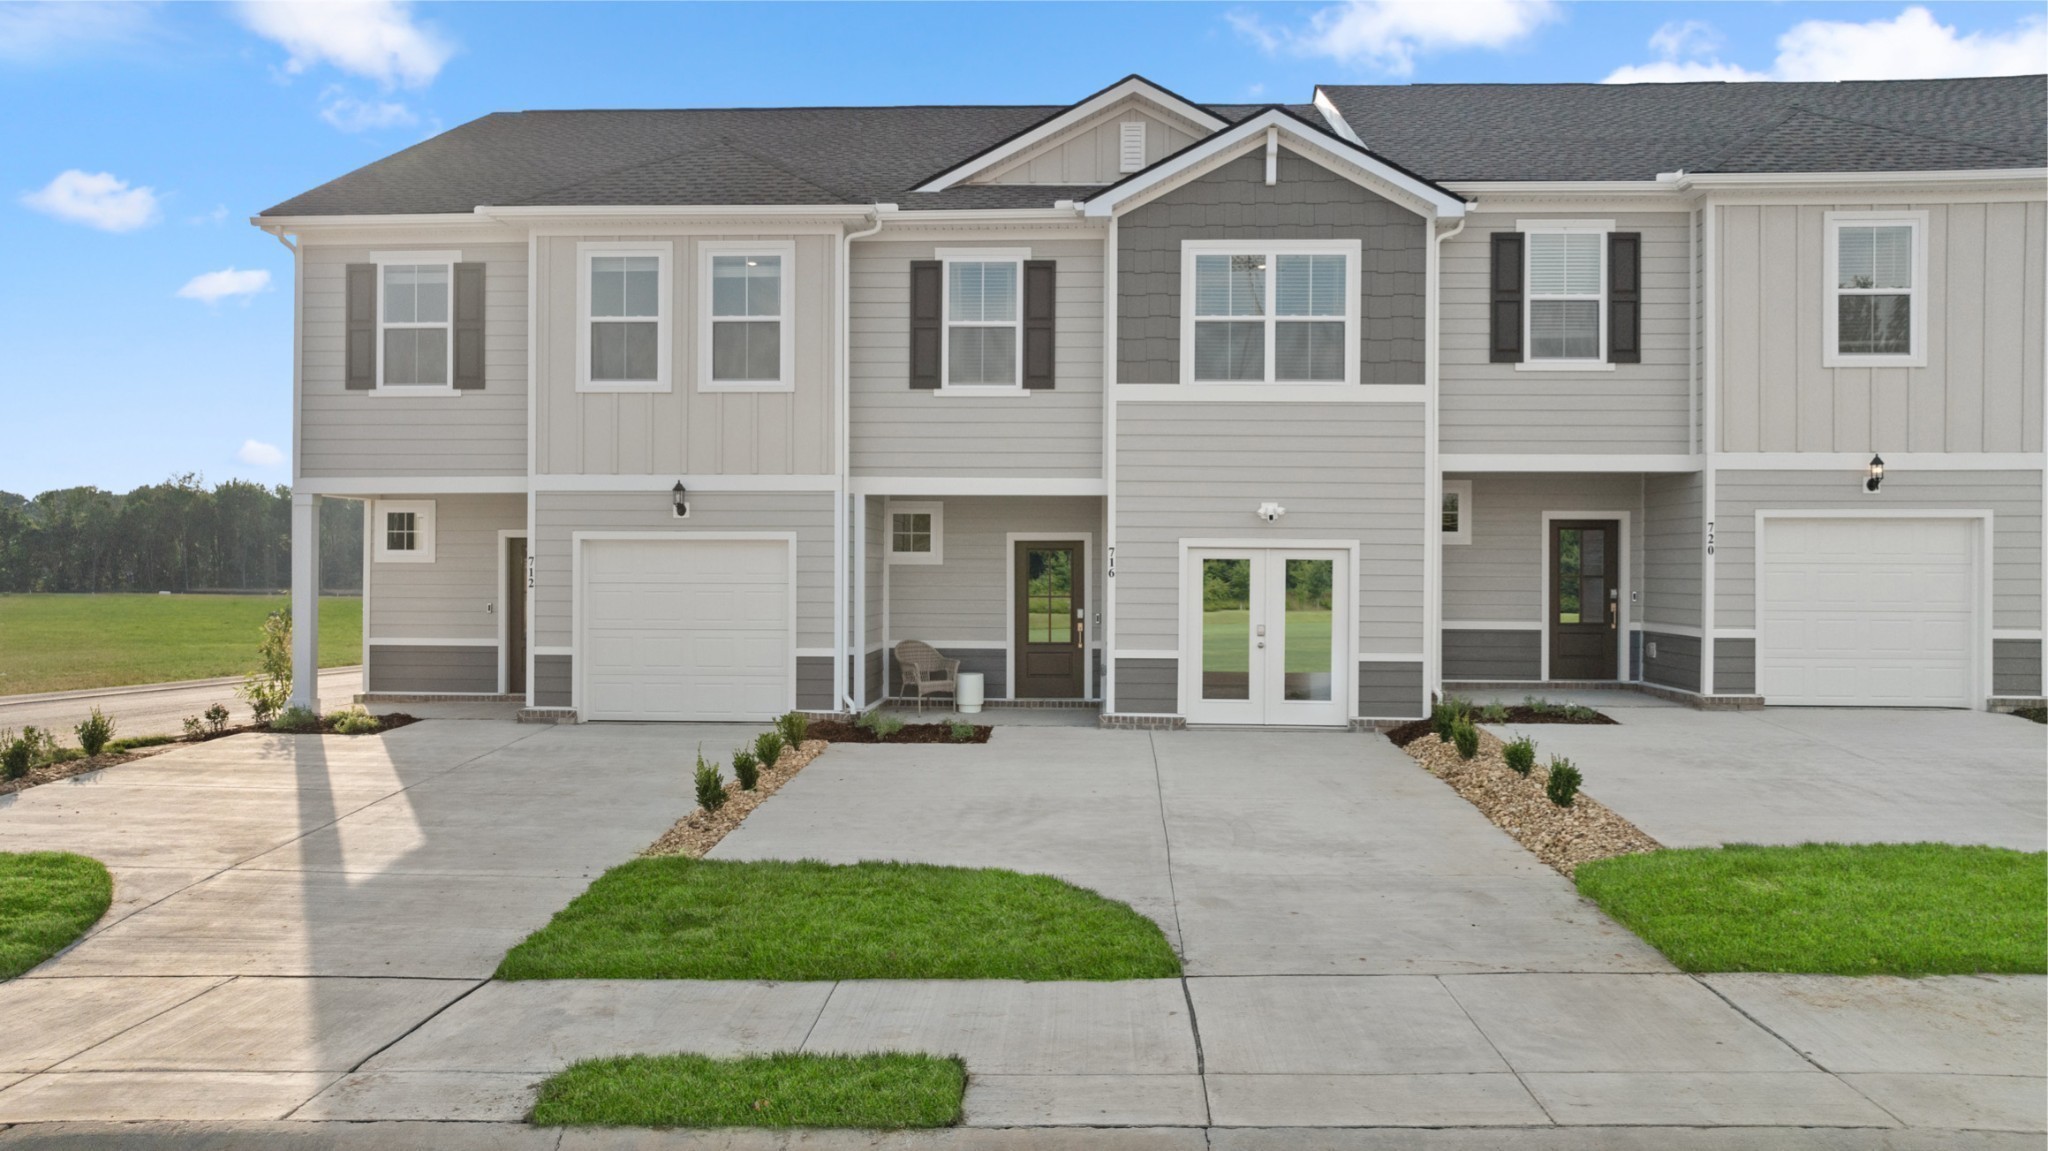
[1704, 520, 1715, 556]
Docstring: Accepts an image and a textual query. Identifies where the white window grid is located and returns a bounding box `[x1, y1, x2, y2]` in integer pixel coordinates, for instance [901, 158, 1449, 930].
[699, 239, 795, 392]
[576, 240, 672, 393]
[886, 501, 943, 565]
[370, 250, 459, 392]
[938, 249, 1028, 393]
[1178, 239, 1359, 385]
[371, 499, 435, 563]
[1822, 211, 1927, 368]
[1520, 222, 1609, 364]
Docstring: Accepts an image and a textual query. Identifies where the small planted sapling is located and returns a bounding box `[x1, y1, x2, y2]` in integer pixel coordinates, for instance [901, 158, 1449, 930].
[694, 750, 728, 812]
[774, 711, 809, 748]
[732, 748, 760, 791]
[1503, 735, 1536, 777]
[75, 707, 114, 757]
[754, 730, 785, 769]
[1451, 717, 1479, 760]
[204, 703, 231, 734]
[948, 721, 974, 743]
[1545, 757, 1582, 808]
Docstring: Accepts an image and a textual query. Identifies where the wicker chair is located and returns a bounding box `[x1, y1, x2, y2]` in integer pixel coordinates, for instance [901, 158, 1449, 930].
[895, 640, 960, 714]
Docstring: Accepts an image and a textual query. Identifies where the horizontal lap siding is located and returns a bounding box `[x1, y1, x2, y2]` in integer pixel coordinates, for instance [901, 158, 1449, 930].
[301, 243, 527, 477]
[1716, 201, 2044, 454]
[1358, 661, 1425, 719]
[1115, 658, 1178, 714]
[535, 233, 836, 477]
[366, 493, 526, 640]
[1642, 630, 1702, 693]
[1712, 469, 2042, 630]
[1992, 639, 2042, 697]
[531, 490, 835, 649]
[885, 496, 1103, 643]
[367, 645, 497, 694]
[534, 654, 571, 707]
[1115, 402, 1424, 652]
[1440, 213, 1691, 454]
[850, 238, 1101, 478]
[1442, 631, 1540, 681]
[1440, 473, 1645, 623]
[1642, 472, 1703, 630]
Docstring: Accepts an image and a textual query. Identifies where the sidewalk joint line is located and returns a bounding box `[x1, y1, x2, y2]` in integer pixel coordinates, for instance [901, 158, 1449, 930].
[1435, 974, 1559, 1126]
[1145, 731, 1208, 1125]
[796, 981, 839, 1054]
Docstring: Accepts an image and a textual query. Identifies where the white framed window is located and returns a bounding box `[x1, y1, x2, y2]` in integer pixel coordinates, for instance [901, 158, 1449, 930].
[939, 249, 1026, 393]
[372, 250, 458, 392]
[1442, 480, 1472, 545]
[886, 501, 943, 565]
[698, 239, 794, 392]
[577, 240, 671, 392]
[1823, 211, 1927, 367]
[1179, 239, 1359, 385]
[371, 500, 435, 563]
[1520, 221, 1608, 365]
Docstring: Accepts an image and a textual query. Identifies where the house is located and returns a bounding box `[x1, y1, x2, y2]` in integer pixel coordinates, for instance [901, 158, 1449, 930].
[255, 74, 2047, 727]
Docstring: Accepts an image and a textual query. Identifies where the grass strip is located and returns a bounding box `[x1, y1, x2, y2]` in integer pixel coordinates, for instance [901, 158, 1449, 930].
[530, 1052, 964, 1129]
[0, 593, 360, 695]
[1576, 842, 2047, 976]
[0, 852, 113, 979]
[497, 857, 1181, 981]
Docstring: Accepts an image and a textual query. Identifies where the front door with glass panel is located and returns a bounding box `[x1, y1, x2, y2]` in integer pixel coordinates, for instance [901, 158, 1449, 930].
[1014, 541, 1085, 698]
[1549, 520, 1619, 680]
[1189, 549, 1348, 726]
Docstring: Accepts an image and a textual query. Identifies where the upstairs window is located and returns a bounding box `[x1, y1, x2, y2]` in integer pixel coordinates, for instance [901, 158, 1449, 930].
[944, 255, 1022, 389]
[578, 241, 671, 391]
[1825, 212, 1925, 366]
[1182, 241, 1357, 385]
[701, 241, 794, 392]
[1525, 229, 1603, 362]
[380, 261, 451, 387]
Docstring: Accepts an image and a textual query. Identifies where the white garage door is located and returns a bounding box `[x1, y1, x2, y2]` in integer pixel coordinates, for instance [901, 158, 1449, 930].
[1758, 517, 1976, 708]
[580, 538, 791, 721]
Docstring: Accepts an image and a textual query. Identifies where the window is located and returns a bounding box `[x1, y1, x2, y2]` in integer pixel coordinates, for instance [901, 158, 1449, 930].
[371, 500, 435, 563]
[942, 252, 1024, 389]
[886, 502, 943, 565]
[1825, 212, 1926, 366]
[1525, 228, 1604, 362]
[373, 251, 457, 389]
[577, 241, 671, 391]
[1441, 481, 1472, 545]
[1181, 240, 1358, 385]
[700, 240, 794, 392]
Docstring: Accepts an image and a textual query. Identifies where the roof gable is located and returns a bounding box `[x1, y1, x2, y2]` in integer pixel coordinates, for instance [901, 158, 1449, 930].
[912, 75, 1228, 192]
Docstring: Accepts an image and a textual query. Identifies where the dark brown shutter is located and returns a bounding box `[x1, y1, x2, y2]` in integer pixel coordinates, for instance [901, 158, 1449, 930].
[909, 259, 942, 389]
[1488, 232, 1523, 364]
[453, 261, 486, 389]
[1607, 232, 1641, 364]
[345, 263, 376, 389]
[1022, 259, 1056, 390]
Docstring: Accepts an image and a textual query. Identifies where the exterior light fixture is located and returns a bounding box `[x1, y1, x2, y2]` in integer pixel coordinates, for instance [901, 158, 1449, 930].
[671, 481, 689, 518]
[1864, 455, 1884, 494]
[1257, 501, 1286, 523]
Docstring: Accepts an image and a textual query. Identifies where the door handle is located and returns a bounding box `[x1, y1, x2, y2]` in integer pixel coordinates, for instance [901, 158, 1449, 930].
[1608, 599, 1618, 630]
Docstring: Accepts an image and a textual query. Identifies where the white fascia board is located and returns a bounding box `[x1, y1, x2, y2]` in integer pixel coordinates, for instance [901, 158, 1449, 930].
[477, 204, 874, 221]
[1310, 88, 1364, 147]
[1657, 168, 2048, 191]
[851, 476, 1106, 497]
[253, 212, 497, 229]
[297, 475, 529, 495]
[1083, 109, 1466, 219]
[1439, 454, 1703, 474]
[532, 473, 838, 492]
[916, 77, 1229, 193]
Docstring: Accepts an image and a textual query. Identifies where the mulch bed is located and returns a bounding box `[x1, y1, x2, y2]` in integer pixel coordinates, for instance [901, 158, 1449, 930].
[1386, 705, 1614, 748]
[0, 712, 422, 799]
[805, 719, 991, 744]
[1395, 726, 1660, 877]
[644, 739, 830, 859]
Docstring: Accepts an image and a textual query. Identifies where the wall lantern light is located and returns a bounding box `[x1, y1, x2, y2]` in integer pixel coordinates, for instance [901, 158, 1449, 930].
[671, 481, 690, 518]
[1864, 455, 1884, 494]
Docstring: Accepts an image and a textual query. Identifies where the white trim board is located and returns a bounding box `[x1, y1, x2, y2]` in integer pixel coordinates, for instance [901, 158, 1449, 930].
[298, 476, 528, 495]
[365, 637, 498, 646]
[1439, 455, 1702, 474]
[1442, 620, 1542, 632]
[533, 474, 838, 492]
[1715, 453, 2043, 471]
[851, 477, 1106, 497]
[1113, 384, 1425, 403]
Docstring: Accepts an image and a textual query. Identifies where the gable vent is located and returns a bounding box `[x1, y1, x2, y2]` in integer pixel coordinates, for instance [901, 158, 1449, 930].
[1119, 121, 1147, 173]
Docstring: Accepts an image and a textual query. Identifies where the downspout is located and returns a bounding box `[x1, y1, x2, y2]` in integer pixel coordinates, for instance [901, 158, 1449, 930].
[839, 206, 886, 715]
[1426, 214, 1466, 707]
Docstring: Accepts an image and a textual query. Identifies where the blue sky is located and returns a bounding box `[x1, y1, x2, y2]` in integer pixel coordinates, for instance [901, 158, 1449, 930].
[2, 0, 2041, 496]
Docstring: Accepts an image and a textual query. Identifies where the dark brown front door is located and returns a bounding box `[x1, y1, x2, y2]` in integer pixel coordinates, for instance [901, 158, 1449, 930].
[1014, 541, 1085, 698]
[1550, 520, 1618, 680]
[506, 536, 528, 694]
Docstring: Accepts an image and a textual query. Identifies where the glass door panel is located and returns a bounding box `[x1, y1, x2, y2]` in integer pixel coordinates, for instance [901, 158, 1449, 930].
[1556, 528, 1582, 624]
[1201, 557, 1252, 701]
[1025, 548, 1072, 643]
[1282, 558, 1334, 702]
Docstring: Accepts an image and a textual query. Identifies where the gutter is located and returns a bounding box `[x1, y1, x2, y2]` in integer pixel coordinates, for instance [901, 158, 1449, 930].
[1424, 215, 1465, 705]
[839, 206, 886, 715]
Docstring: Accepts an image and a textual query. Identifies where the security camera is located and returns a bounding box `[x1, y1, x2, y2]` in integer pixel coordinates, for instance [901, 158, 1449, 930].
[1256, 502, 1286, 523]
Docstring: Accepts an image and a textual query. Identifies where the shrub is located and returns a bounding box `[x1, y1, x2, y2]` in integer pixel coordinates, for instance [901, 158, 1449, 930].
[866, 711, 906, 739]
[182, 716, 206, 740]
[238, 610, 293, 725]
[1545, 757, 1583, 808]
[204, 703, 231, 734]
[1431, 697, 1469, 743]
[271, 705, 320, 733]
[1, 734, 28, 782]
[1564, 704, 1601, 722]
[1451, 717, 1479, 760]
[694, 752, 728, 812]
[74, 707, 115, 757]
[329, 708, 381, 735]
[1503, 735, 1536, 776]
[754, 730, 786, 768]
[948, 721, 974, 743]
[732, 748, 760, 791]
[1523, 695, 1566, 717]
[775, 711, 809, 747]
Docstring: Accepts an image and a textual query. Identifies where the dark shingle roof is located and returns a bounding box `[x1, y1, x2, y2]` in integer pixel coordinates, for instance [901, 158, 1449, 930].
[1317, 76, 2046, 182]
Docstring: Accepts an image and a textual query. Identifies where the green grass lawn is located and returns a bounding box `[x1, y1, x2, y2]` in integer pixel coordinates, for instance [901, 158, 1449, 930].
[496, 858, 1182, 981]
[1576, 843, 2048, 976]
[530, 1053, 965, 1129]
[0, 594, 361, 695]
[0, 852, 112, 980]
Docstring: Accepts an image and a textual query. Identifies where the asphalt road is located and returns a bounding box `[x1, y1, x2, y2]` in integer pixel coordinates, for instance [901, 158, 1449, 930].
[0, 667, 365, 741]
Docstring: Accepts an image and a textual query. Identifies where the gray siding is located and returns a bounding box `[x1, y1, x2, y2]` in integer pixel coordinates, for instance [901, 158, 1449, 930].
[1642, 630, 1701, 694]
[1116, 402, 1425, 652]
[1115, 658, 1178, 714]
[367, 644, 497, 693]
[863, 647, 885, 707]
[365, 494, 526, 641]
[300, 242, 527, 478]
[884, 496, 1103, 644]
[535, 233, 837, 476]
[1642, 473, 1703, 631]
[850, 237, 1102, 478]
[796, 655, 834, 711]
[1358, 660, 1426, 719]
[1440, 213, 1692, 455]
[1993, 638, 2042, 697]
[1440, 473, 1646, 625]
[1712, 470, 2042, 630]
[1715, 638, 1756, 695]
[980, 101, 1202, 184]
[1442, 630, 1540, 681]
[1717, 200, 2045, 454]
[887, 646, 1008, 701]
[1116, 149, 1426, 386]
[534, 654, 571, 707]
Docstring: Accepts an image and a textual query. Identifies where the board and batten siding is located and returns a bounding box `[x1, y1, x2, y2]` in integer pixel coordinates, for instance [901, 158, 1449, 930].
[534, 233, 837, 477]
[1439, 473, 1647, 624]
[365, 493, 526, 640]
[1116, 149, 1427, 386]
[1711, 469, 2042, 632]
[300, 242, 527, 478]
[530, 490, 835, 650]
[1439, 212, 1692, 455]
[977, 100, 1204, 185]
[1115, 402, 1425, 653]
[849, 237, 1102, 478]
[1716, 200, 2045, 453]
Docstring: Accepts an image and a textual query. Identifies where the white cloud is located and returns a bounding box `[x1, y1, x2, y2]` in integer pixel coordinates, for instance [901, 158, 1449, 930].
[1607, 7, 2048, 84]
[0, 1, 152, 64]
[21, 169, 161, 232]
[320, 93, 417, 132]
[236, 0, 452, 88]
[178, 267, 272, 303]
[1234, 0, 1559, 76]
[236, 440, 286, 468]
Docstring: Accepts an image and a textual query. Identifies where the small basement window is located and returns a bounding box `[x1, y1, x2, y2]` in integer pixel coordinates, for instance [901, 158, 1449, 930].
[887, 502, 942, 565]
[372, 500, 435, 563]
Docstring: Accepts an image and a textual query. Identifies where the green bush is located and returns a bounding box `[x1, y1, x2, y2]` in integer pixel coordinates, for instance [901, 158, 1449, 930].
[948, 721, 974, 742]
[731, 748, 760, 791]
[271, 705, 320, 733]
[1503, 735, 1536, 776]
[1480, 702, 1509, 724]
[694, 753, 727, 813]
[1564, 704, 1601, 722]
[774, 711, 809, 747]
[1545, 757, 1583, 808]
[866, 711, 906, 739]
[182, 716, 206, 740]
[204, 703, 231, 734]
[238, 610, 293, 725]
[74, 707, 114, 757]
[1431, 697, 1469, 743]
[329, 708, 381, 735]
[1451, 717, 1479, 759]
[753, 730, 785, 768]
[1, 735, 28, 782]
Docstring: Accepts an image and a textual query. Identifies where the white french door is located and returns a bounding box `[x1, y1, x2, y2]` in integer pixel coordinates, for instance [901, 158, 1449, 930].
[1186, 548, 1349, 726]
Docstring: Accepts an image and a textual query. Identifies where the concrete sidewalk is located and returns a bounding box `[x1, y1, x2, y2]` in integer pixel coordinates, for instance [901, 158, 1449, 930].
[0, 667, 366, 742]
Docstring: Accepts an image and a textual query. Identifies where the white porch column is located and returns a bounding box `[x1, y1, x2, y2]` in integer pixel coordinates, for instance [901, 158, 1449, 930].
[290, 491, 321, 711]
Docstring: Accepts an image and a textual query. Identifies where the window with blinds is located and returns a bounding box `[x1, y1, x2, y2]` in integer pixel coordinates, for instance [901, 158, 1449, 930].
[1185, 242, 1355, 385]
[1525, 231, 1603, 362]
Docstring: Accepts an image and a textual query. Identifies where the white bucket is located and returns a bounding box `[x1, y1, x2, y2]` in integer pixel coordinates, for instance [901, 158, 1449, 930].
[956, 671, 985, 715]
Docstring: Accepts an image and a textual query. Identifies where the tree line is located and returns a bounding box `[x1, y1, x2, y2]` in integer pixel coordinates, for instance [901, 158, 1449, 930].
[0, 476, 362, 594]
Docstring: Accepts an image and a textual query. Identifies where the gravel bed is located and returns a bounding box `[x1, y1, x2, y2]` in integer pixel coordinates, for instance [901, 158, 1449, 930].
[643, 739, 830, 859]
[1399, 726, 1660, 877]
